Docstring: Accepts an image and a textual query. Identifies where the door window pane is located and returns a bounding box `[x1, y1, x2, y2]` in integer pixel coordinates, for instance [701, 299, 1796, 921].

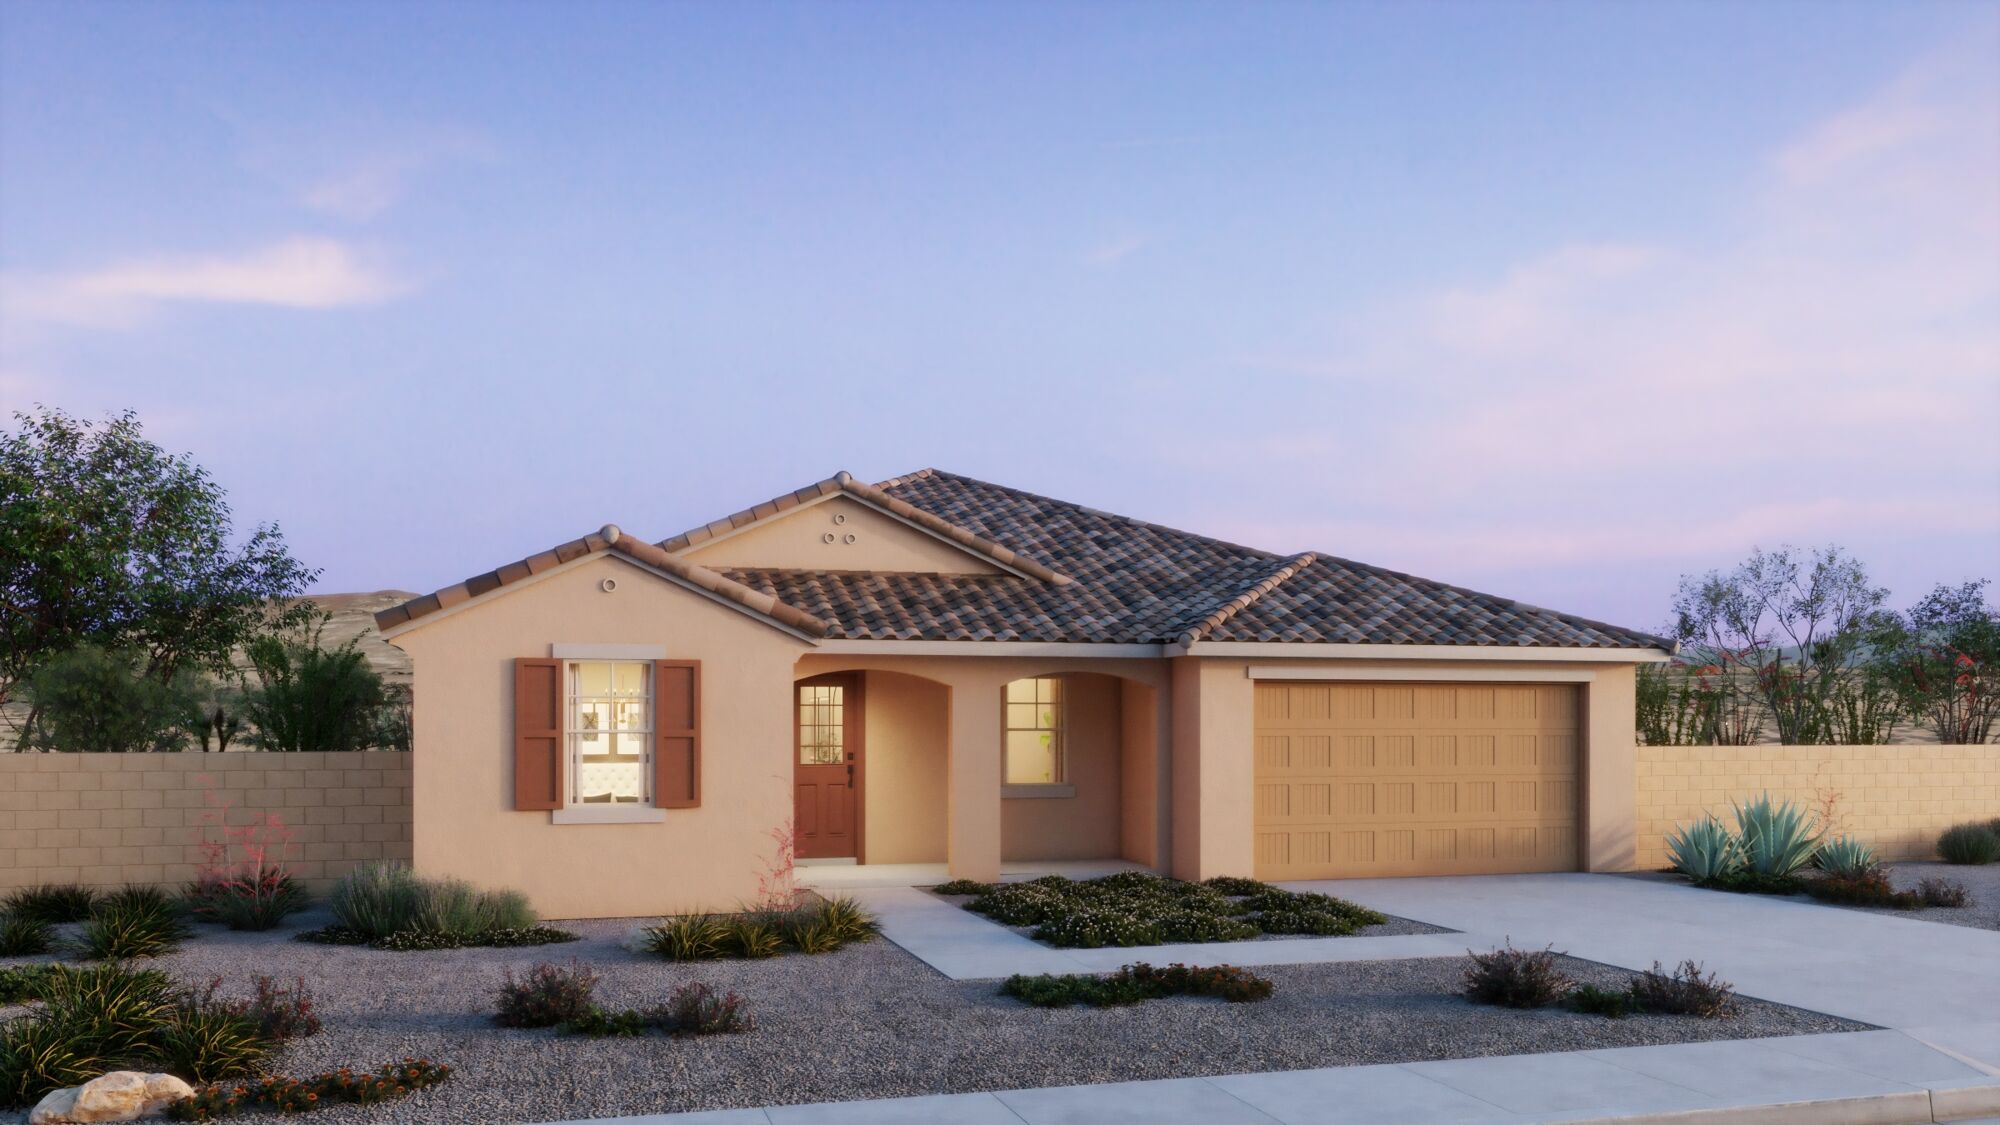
[798, 683, 846, 765]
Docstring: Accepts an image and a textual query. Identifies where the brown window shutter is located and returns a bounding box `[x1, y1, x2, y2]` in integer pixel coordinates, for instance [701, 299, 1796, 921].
[514, 658, 563, 811]
[655, 660, 700, 808]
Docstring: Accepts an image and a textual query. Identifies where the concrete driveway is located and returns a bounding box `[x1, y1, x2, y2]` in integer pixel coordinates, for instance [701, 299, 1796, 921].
[1301, 872, 2000, 1072]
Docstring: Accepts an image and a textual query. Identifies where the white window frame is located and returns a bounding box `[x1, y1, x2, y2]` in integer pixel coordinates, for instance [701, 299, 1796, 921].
[548, 644, 667, 825]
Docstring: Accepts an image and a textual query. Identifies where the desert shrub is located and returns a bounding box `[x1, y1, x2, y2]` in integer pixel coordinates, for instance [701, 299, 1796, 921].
[1154, 910, 1260, 943]
[1917, 877, 1969, 908]
[39, 963, 176, 1060]
[1699, 870, 1807, 896]
[968, 872, 1382, 947]
[0, 916, 53, 956]
[1568, 983, 1636, 1018]
[1732, 796, 1820, 877]
[968, 882, 1073, 926]
[1630, 960, 1737, 1018]
[562, 1006, 652, 1037]
[1938, 822, 2000, 865]
[21, 644, 199, 753]
[166, 1058, 452, 1120]
[1813, 835, 1879, 879]
[1463, 944, 1573, 1009]
[3, 883, 98, 925]
[659, 981, 754, 1035]
[241, 630, 386, 754]
[781, 916, 843, 954]
[79, 889, 192, 960]
[931, 879, 996, 896]
[328, 862, 420, 937]
[187, 870, 307, 932]
[0, 964, 64, 1005]
[1666, 816, 1740, 881]
[1201, 876, 1272, 896]
[291, 925, 368, 946]
[478, 926, 579, 948]
[1252, 909, 1356, 936]
[643, 914, 729, 961]
[720, 917, 784, 959]
[328, 862, 540, 944]
[1805, 872, 1920, 909]
[239, 977, 321, 1042]
[1000, 962, 1273, 1008]
[158, 1004, 271, 1084]
[493, 962, 599, 1029]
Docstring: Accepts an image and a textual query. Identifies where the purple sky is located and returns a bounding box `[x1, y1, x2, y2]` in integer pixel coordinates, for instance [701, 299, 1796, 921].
[3, 2, 1996, 633]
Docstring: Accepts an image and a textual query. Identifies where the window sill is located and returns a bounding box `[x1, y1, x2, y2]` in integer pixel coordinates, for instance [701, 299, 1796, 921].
[550, 806, 666, 825]
[1002, 783, 1075, 800]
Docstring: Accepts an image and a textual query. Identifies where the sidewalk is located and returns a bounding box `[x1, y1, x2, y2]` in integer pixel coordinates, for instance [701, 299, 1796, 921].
[541, 1029, 2000, 1124]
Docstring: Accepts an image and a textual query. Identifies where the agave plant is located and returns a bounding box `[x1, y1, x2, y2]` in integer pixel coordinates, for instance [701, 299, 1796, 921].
[1732, 795, 1821, 877]
[1665, 816, 1741, 883]
[1814, 835, 1879, 879]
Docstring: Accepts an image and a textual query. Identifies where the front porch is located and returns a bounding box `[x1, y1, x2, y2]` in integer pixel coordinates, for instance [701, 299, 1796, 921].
[789, 656, 1174, 883]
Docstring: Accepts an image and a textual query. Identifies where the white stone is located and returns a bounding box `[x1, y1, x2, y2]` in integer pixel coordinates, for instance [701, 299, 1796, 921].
[28, 1071, 195, 1124]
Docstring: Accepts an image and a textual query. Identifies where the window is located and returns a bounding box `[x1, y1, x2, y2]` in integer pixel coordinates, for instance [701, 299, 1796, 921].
[798, 682, 845, 764]
[566, 660, 652, 805]
[1003, 676, 1063, 784]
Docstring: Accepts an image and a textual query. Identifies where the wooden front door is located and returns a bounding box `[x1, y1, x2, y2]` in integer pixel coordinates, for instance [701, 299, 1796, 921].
[795, 673, 864, 860]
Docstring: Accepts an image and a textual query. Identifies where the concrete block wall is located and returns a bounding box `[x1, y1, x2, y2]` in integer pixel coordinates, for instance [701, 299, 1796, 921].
[1635, 744, 2000, 869]
[0, 751, 411, 894]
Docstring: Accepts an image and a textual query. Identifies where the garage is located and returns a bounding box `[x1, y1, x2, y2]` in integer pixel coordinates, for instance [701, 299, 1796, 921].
[1253, 681, 1580, 880]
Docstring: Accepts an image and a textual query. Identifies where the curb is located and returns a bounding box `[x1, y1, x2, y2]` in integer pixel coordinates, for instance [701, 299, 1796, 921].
[1554, 1078, 2000, 1125]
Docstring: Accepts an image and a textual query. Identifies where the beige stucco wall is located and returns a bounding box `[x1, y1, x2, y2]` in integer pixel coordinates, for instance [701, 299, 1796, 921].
[682, 495, 1002, 575]
[0, 751, 409, 894]
[861, 671, 948, 864]
[1635, 743, 2000, 868]
[393, 553, 811, 919]
[1002, 672, 1123, 861]
[1170, 656, 1645, 879]
[1119, 678, 1168, 867]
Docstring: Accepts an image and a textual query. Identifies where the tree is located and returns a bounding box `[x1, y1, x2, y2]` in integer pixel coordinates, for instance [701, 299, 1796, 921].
[242, 619, 387, 752]
[1870, 581, 2000, 744]
[21, 645, 200, 753]
[1670, 545, 1895, 744]
[0, 407, 319, 735]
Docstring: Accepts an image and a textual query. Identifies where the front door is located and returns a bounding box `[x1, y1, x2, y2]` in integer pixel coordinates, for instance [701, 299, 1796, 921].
[795, 673, 863, 860]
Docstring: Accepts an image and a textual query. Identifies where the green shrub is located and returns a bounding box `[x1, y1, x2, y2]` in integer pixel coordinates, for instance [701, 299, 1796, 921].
[2, 884, 98, 925]
[721, 918, 784, 959]
[38, 963, 175, 1060]
[562, 1006, 651, 1037]
[291, 925, 368, 947]
[236, 976, 320, 1042]
[0, 964, 64, 1004]
[1813, 835, 1879, 879]
[643, 914, 730, 961]
[1568, 983, 1636, 1018]
[1699, 870, 1807, 896]
[0, 916, 53, 956]
[493, 962, 599, 1029]
[328, 861, 539, 942]
[1938, 822, 2000, 865]
[1200, 876, 1272, 896]
[1154, 910, 1260, 943]
[931, 879, 996, 896]
[79, 890, 192, 960]
[1629, 960, 1736, 1018]
[999, 962, 1274, 1008]
[187, 870, 308, 932]
[782, 916, 843, 954]
[1666, 816, 1741, 882]
[967, 873, 1379, 948]
[1033, 909, 1162, 949]
[1731, 796, 1821, 877]
[241, 630, 386, 753]
[0, 1016, 108, 1108]
[158, 1004, 271, 1084]
[813, 896, 879, 945]
[477, 926, 579, 948]
[21, 644, 199, 754]
[1463, 944, 1573, 1009]
[328, 862, 419, 937]
[165, 1058, 452, 1120]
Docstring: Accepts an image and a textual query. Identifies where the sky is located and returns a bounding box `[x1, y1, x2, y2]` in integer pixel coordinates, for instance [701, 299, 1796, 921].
[3, 0, 1996, 633]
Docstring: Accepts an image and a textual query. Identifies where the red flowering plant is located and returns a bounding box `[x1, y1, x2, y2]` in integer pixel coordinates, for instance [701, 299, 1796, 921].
[1869, 581, 2000, 744]
[184, 776, 308, 930]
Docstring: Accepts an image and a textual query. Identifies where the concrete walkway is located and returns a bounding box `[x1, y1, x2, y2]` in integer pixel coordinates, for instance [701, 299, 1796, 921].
[540, 874, 2000, 1124]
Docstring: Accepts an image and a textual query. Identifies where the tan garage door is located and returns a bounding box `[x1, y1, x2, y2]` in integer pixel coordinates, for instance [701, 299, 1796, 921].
[1253, 682, 1580, 879]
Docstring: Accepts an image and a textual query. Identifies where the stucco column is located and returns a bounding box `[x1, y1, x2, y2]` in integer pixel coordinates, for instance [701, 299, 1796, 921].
[946, 671, 1004, 882]
[1583, 664, 1639, 871]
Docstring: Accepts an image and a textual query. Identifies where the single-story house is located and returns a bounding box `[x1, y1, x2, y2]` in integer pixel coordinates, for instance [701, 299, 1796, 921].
[378, 469, 1674, 918]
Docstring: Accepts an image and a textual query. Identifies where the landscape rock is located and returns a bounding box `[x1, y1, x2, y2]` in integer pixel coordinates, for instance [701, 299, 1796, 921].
[28, 1071, 195, 1124]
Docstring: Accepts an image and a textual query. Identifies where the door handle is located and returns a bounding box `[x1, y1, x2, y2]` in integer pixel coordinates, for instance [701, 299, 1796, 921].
[846, 763, 854, 788]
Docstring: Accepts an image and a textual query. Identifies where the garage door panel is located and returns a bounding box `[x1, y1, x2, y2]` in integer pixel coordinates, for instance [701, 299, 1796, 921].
[1254, 681, 1580, 880]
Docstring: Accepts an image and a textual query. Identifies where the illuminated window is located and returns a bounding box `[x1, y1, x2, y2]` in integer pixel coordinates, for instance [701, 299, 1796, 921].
[798, 682, 846, 765]
[1003, 676, 1064, 784]
[566, 661, 652, 805]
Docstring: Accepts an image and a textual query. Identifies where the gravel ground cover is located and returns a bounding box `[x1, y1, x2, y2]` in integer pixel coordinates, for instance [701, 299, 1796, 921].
[0, 908, 1865, 1125]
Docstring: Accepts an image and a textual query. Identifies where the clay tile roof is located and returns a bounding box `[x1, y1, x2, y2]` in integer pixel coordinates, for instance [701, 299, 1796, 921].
[376, 525, 829, 638]
[709, 469, 1670, 650]
[656, 471, 1069, 585]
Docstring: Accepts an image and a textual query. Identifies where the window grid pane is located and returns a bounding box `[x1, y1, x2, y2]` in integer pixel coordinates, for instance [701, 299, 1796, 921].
[1001, 676, 1064, 784]
[799, 684, 846, 765]
[567, 660, 652, 805]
